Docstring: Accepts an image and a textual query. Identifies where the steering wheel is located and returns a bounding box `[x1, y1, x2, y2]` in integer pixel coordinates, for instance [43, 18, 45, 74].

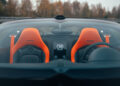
[81, 42, 113, 62]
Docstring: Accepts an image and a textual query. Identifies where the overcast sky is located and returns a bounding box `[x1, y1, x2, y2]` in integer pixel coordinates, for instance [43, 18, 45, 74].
[31, 0, 120, 11]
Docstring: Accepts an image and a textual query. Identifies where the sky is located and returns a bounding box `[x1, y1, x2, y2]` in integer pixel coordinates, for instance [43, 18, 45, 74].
[31, 0, 120, 11]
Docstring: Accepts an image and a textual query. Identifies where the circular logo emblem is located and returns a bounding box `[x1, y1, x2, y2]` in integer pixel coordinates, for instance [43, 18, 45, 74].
[56, 44, 64, 50]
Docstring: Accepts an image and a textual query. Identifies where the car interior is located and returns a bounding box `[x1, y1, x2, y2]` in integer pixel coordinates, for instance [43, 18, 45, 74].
[0, 16, 120, 86]
[7, 26, 119, 64]
[0, 0, 120, 85]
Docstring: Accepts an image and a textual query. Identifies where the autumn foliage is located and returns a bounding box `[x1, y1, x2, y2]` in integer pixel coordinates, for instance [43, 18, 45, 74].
[0, 0, 120, 19]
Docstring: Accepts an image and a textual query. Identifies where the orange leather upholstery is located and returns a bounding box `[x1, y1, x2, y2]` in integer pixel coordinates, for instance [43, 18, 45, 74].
[105, 35, 110, 43]
[71, 28, 104, 63]
[10, 28, 50, 64]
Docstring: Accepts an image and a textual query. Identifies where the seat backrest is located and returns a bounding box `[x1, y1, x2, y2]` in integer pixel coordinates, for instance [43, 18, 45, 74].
[71, 28, 103, 63]
[10, 28, 50, 64]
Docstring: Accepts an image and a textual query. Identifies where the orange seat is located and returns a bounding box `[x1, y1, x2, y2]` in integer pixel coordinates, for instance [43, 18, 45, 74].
[10, 28, 50, 64]
[71, 28, 105, 63]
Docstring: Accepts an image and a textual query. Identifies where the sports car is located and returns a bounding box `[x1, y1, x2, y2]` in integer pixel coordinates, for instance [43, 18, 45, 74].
[0, 15, 120, 86]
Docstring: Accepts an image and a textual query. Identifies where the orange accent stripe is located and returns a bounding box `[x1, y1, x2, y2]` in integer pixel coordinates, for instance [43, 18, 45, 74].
[71, 28, 103, 63]
[10, 35, 15, 64]
[105, 35, 110, 43]
[10, 28, 50, 64]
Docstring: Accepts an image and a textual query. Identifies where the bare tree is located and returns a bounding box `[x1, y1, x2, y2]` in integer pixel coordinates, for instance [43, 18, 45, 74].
[72, 1, 81, 17]
[20, 0, 33, 17]
[56, 0, 63, 15]
[90, 4, 97, 18]
[112, 7, 117, 18]
[117, 5, 120, 18]
[5, 0, 18, 16]
[96, 4, 106, 18]
[81, 2, 90, 18]
[63, 1, 72, 17]
[37, 0, 51, 17]
[0, 0, 119, 19]
[0, 1, 4, 16]
[49, 3, 57, 17]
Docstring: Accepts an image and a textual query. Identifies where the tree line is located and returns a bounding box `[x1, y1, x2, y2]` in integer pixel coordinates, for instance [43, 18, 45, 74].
[0, 0, 120, 19]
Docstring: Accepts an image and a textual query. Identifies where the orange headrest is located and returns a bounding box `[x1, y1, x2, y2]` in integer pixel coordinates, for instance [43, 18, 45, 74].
[10, 28, 50, 64]
[71, 28, 103, 63]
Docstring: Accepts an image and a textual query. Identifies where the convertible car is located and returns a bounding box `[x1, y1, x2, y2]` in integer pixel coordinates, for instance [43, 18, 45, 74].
[0, 15, 120, 86]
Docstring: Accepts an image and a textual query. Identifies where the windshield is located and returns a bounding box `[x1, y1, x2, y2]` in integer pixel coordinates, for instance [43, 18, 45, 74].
[0, 19, 120, 48]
